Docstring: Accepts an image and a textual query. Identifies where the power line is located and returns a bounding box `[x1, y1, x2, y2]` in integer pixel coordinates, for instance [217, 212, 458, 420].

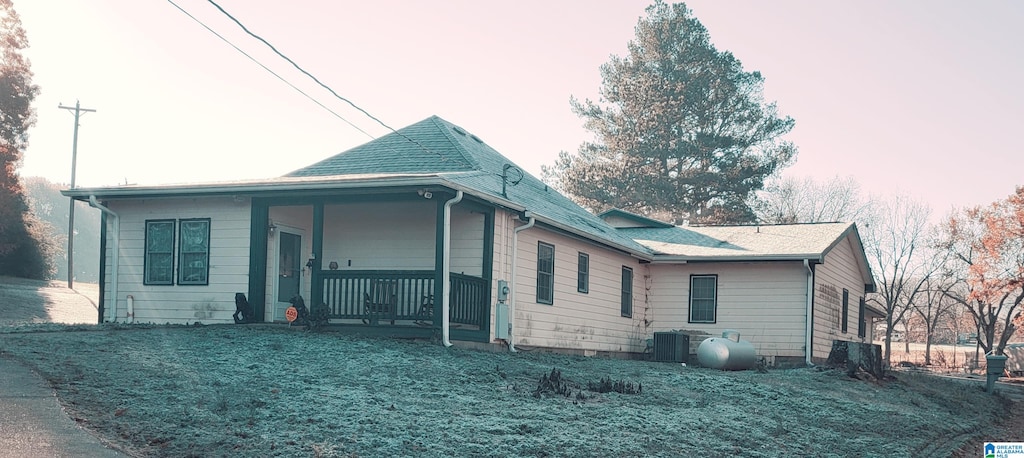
[204, 0, 446, 161]
[167, 0, 374, 140]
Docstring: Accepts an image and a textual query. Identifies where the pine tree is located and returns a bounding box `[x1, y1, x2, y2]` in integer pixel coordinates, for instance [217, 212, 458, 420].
[545, 1, 796, 225]
[0, 0, 50, 279]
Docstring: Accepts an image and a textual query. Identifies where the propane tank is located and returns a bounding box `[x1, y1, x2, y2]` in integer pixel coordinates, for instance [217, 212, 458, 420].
[697, 330, 757, 370]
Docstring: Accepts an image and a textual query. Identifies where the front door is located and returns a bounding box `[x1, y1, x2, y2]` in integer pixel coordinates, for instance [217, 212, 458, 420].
[273, 229, 303, 321]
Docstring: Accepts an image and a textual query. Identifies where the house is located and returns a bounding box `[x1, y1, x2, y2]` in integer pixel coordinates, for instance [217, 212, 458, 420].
[63, 115, 882, 365]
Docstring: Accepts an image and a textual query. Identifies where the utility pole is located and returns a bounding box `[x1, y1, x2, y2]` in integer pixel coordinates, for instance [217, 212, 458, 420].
[58, 101, 96, 289]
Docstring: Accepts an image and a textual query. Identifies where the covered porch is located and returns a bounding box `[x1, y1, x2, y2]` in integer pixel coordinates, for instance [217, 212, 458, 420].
[246, 189, 495, 342]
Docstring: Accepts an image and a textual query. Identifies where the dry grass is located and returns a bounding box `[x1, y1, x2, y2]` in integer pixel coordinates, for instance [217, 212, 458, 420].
[0, 324, 1016, 457]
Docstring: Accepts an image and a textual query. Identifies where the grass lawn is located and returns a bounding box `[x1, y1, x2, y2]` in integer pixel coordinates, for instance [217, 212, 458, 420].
[0, 324, 1015, 457]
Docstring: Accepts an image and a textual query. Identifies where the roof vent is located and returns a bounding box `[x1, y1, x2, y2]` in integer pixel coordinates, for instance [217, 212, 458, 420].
[452, 126, 467, 136]
[469, 134, 483, 143]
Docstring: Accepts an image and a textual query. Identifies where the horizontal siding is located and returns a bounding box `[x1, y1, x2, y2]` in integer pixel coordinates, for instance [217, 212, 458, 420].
[450, 207, 484, 277]
[102, 197, 252, 324]
[321, 201, 436, 270]
[812, 234, 870, 360]
[509, 226, 647, 353]
[649, 262, 808, 358]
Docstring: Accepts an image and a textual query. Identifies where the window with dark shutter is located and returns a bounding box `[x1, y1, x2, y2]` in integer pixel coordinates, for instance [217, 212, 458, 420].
[536, 242, 554, 305]
[689, 275, 717, 323]
[144, 220, 175, 285]
[577, 252, 589, 293]
[841, 289, 849, 333]
[620, 266, 633, 317]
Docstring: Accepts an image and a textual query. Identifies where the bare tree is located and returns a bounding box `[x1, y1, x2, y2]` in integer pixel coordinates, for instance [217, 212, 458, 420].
[912, 270, 958, 365]
[864, 194, 936, 365]
[751, 175, 876, 224]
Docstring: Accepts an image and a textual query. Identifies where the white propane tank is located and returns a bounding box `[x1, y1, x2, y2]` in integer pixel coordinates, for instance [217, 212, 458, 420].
[697, 330, 757, 370]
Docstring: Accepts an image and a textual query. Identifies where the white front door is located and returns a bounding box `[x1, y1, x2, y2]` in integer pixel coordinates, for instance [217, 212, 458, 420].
[272, 227, 304, 322]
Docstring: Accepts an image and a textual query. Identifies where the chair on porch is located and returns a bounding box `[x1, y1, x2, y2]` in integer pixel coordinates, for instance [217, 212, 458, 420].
[363, 279, 397, 325]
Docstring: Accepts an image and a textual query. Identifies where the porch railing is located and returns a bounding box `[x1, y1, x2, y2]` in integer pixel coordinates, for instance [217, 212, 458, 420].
[318, 270, 488, 328]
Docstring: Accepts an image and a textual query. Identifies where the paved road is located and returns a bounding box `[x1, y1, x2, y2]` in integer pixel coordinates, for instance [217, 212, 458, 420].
[0, 356, 127, 457]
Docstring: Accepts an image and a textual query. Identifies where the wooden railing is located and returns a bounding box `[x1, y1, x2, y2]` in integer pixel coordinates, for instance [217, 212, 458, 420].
[317, 270, 488, 328]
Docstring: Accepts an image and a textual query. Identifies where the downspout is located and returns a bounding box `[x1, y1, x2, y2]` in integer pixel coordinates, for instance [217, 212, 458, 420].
[804, 259, 814, 366]
[508, 211, 535, 352]
[89, 196, 119, 323]
[441, 190, 464, 347]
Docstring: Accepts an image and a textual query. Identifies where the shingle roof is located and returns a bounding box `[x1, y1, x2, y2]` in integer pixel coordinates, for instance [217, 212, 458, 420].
[619, 222, 856, 260]
[288, 116, 652, 255]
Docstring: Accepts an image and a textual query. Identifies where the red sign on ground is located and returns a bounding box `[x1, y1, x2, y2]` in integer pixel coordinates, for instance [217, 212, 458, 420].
[285, 306, 298, 322]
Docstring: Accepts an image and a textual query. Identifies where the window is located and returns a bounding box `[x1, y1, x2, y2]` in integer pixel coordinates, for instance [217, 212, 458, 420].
[857, 297, 866, 338]
[536, 242, 554, 304]
[841, 288, 849, 333]
[620, 266, 633, 317]
[689, 275, 717, 323]
[144, 220, 175, 285]
[178, 219, 211, 285]
[577, 252, 589, 293]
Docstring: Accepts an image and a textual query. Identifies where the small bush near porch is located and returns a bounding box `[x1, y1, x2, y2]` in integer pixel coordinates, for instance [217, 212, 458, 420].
[0, 325, 1017, 457]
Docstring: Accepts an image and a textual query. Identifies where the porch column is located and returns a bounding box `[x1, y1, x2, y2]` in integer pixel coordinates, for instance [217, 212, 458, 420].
[312, 201, 324, 308]
[433, 197, 446, 327]
[248, 200, 269, 321]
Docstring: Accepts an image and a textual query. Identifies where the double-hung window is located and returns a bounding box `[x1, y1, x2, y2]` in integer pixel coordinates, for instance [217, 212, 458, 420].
[144, 220, 175, 285]
[144, 218, 212, 286]
[577, 252, 589, 293]
[689, 275, 717, 323]
[536, 242, 554, 304]
[620, 266, 633, 317]
[178, 219, 211, 285]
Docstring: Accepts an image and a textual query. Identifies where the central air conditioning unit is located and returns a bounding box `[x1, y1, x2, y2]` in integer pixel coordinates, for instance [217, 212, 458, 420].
[653, 332, 689, 363]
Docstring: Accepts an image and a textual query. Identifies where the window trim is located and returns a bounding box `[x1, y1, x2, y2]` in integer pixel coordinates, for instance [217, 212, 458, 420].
[620, 266, 633, 318]
[577, 252, 589, 294]
[688, 274, 718, 324]
[143, 219, 176, 286]
[536, 241, 554, 305]
[177, 218, 211, 286]
[841, 288, 849, 333]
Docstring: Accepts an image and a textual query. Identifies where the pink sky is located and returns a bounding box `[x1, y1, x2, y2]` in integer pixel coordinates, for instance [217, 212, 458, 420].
[16, 1, 1024, 218]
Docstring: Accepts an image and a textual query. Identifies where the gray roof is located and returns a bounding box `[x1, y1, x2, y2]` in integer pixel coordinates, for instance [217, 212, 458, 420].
[620, 222, 856, 260]
[288, 116, 652, 255]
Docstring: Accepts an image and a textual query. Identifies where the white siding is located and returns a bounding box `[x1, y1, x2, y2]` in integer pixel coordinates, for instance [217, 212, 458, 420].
[450, 206, 484, 277]
[498, 219, 648, 353]
[648, 262, 808, 358]
[103, 197, 251, 324]
[812, 234, 870, 360]
[321, 202, 436, 271]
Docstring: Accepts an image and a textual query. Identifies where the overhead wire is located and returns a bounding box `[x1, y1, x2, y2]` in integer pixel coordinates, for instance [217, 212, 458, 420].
[204, 0, 447, 161]
[166, 0, 375, 140]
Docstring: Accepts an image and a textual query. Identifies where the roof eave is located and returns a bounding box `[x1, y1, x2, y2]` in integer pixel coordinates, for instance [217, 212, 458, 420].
[649, 254, 825, 264]
[60, 174, 447, 200]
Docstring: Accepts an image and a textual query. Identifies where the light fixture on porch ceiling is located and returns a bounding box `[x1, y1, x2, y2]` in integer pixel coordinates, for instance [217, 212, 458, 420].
[417, 189, 433, 199]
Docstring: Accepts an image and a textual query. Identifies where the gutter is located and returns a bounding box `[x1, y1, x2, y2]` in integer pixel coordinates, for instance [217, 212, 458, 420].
[508, 211, 535, 352]
[804, 259, 814, 366]
[441, 190, 464, 347]
[89, 196, 119, 323]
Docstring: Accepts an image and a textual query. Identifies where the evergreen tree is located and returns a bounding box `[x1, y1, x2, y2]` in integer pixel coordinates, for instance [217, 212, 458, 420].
[546, 1, 796, 225]
[0, 0, 49, 279]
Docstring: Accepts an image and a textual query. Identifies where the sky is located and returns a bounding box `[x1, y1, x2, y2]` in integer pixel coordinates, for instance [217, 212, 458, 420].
[14, 0, 1024, 219]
